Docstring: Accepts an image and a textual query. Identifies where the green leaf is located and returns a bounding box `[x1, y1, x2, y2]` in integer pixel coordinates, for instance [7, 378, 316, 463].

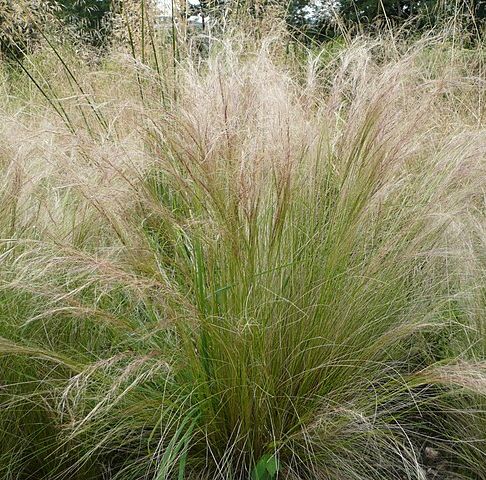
[252, 454, 279, 480]
[265, 454, 279, 476]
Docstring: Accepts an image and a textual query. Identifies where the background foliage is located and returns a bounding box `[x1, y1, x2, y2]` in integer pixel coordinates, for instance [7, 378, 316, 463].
[1, 0, 485, 58]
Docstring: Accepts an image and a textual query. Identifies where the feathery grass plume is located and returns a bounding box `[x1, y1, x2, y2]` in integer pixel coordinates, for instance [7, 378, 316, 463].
[0, 11, 485, 480]
[112, 0, 158, 57]
[0, 0, 58, 61]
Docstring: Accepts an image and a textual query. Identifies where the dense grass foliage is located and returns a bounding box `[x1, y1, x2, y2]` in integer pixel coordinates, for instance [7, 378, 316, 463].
[0, 16, 485, 480]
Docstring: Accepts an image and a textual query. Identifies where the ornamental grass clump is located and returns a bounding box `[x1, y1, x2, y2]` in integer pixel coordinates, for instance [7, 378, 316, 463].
[0, 21, 485, 480]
